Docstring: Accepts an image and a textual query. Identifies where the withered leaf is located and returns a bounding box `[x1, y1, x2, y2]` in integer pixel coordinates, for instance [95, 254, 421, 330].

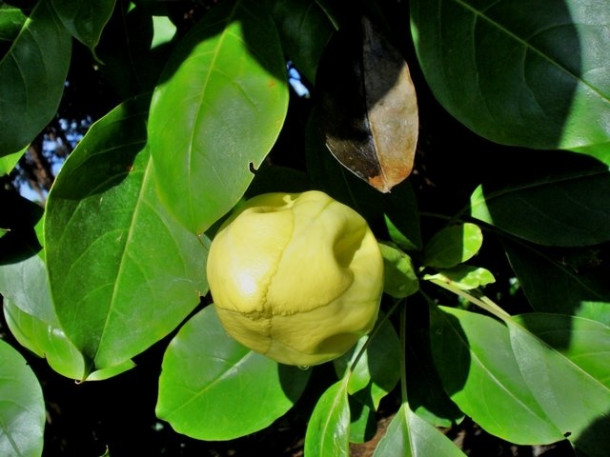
[316, 16, 418, 193]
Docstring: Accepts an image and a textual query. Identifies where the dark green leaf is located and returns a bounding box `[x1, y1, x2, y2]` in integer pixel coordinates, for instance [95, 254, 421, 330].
[470, 154, 610, 246]
[379, 242, 419, 298]
[411, 0, 610, 160]
[271, 0, 335, 83]
[51, 0, 116, 50]
[45, 95, 207, 374]
[148, 0, 289, 234]
[0, 0, 71, 155]
[157, 305, 310, 440]
[316, 16, 418, 192]
[0, 5, 26, 50]
[423, 223, 482, 269]
[504, 240, 610, 326]
[0, 339, 45, 457]
[304, 380, 350, 457]
[373, 404, 466, 457]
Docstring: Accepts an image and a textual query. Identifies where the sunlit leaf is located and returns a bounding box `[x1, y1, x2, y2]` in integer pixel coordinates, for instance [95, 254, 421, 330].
[304, 380, 350, 457]
[148, 0, 289, 234]
[411, 0, 610, 161]
[430, 306, 565, 444]
[431, 306, 610, 453]
[0, 339, 45, 457]
[423, 223, 482, 269]
[379, 242, 419, 298]
[0, 0, 71, 155]
[157, 305, 310, 440]
[424, 265, 495, 290]
[45, 95, 207, 375]
[0, 147, 25, 175]
[317, 16, 418, 192]
[373, 403, 466, 457]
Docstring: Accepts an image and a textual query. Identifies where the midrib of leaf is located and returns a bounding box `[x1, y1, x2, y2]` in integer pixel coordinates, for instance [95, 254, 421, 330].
[442, 310, 555, 424]
[318, 380, 348, 457]
[469, 168, 609, 213]
[508, 316, 610, 394]
[185, 1, 240, 229]
[452, 0, 610, 105]
[163, 350, 257, 419]
[91, 156, 150, 367]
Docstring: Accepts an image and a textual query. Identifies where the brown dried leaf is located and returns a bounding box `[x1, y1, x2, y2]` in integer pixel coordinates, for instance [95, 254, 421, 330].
[316, 17, 418, 193]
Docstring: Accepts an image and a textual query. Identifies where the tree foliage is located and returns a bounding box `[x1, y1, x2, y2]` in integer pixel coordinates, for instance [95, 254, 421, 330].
[1, 0, 609, 456]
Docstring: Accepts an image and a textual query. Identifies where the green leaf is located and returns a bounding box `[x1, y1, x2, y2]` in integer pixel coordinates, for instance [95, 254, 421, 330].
[148, 0, 289, 234]
[508, 314, 610, 456]
[45, 95, 207, 375]
[470, 154, 610, 246]
[0, 339, 45, 457]
[424, 265, 495, 291]
[271, 0, 335, 83]
[0, 251, 89, 381]
[504, 240, 610, 326]
[304, 380, 350, 457]
[334, 316, 401, 409]
[423, 223, 482, 269]
[379, 242, 419, 298]
[0, 0, 72, 155]
[50, 0, 116, 50]
[0, 5, 26, 46]
[410, 0, 610, 160]
[156, 305, 310, 440]
[373, 403, 466, 457]
[430, 306, 565, 444]
[0, 147, 25, 175]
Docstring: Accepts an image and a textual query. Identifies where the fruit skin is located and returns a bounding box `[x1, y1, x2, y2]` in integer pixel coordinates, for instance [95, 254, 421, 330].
[206, 190, 384, 366]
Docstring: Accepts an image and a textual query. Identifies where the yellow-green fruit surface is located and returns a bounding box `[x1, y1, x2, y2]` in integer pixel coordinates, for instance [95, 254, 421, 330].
[206, 190, 384, 366]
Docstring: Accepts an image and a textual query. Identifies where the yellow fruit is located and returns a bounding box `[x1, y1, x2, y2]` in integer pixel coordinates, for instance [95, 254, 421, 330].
[206, 190, 384, 366]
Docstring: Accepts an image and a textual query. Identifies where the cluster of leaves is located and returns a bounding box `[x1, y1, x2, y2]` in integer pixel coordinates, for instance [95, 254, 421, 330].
[1, 0, 609, 456]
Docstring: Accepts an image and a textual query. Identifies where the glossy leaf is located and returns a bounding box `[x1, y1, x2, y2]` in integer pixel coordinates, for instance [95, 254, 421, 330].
[0, 339, 45, 457]
[379, 242, 419, 298]
[411, 0, 610, 160]
[157, 305, 310, 440]
[423, 223, 482, 269]
[317, 16, 418, 192]
[0, 0, 71, 155]
[424, 265, 495, 291]
[508, 314, 610, 456]
[373, 403, 466, 457]
[430, 306, 565, 444]
[334, 316, 401, 409]
[504, 240, 610, 326]
[0, 147, 25, 175]
[470, 154, 610, 246]
[148, 0, 289, 234]
[271, 0, 335, 83]
[304, 380, 350, 457]
[45, 95, 207, 375]
[0, 4, 26, 46]
[50, 0, 116, 50]
[0, 250, 88, 381]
